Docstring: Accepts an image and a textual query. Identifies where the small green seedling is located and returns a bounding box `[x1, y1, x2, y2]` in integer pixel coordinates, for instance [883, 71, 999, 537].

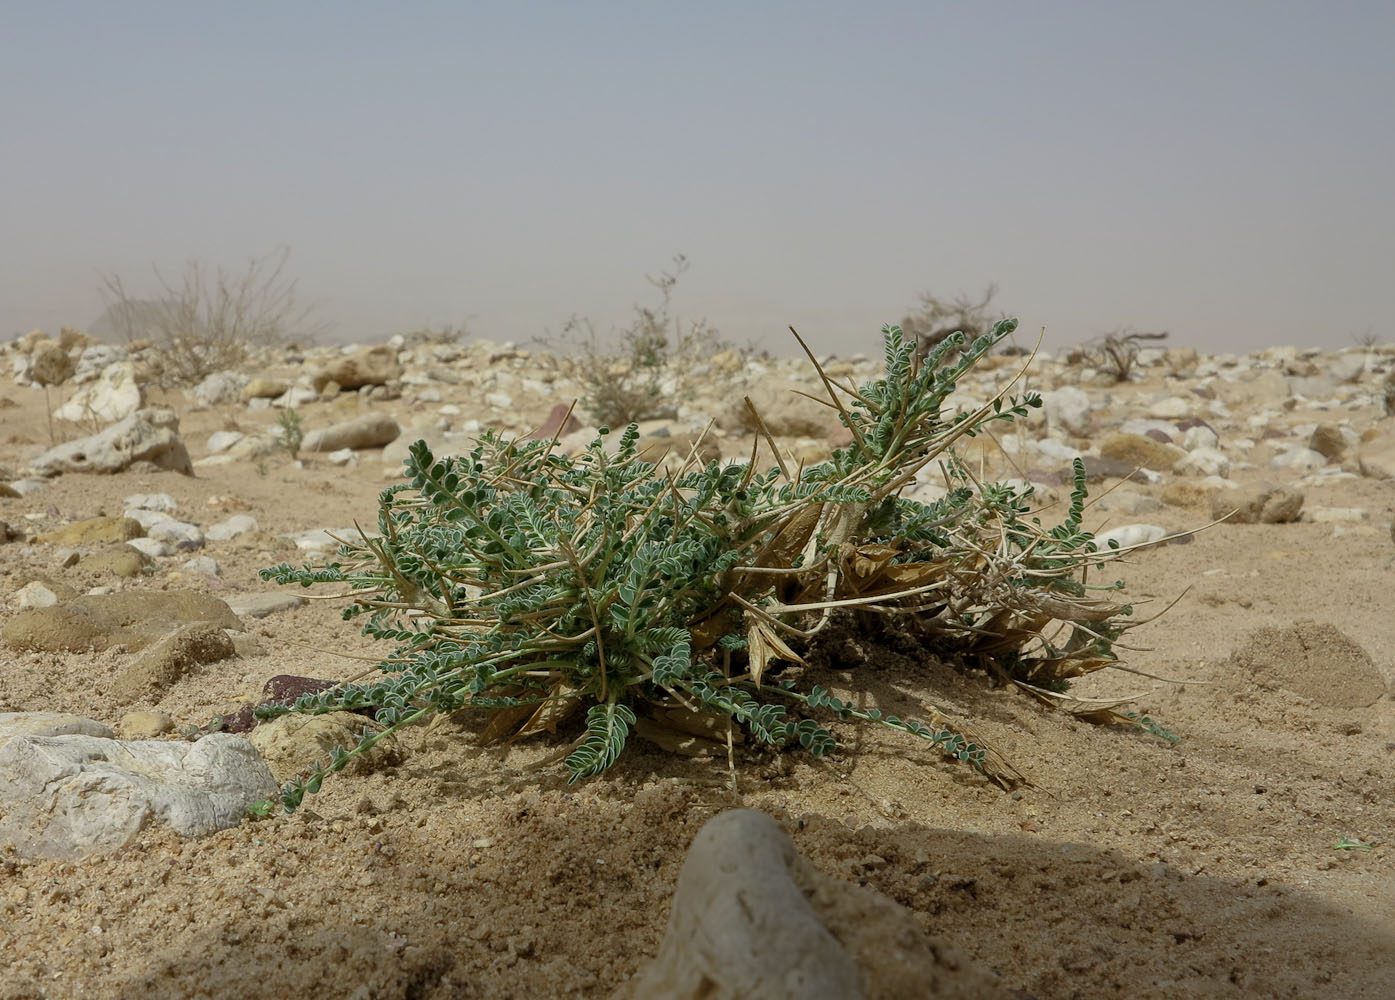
[277, 408, 304, 458]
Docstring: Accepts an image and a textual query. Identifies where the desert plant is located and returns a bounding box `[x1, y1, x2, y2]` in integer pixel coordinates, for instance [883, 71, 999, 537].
[260, 320, 1155, 812]
[899, 285, 1006, 362]
[276, 409, 304, 459]
[1069, 327, 1170, 382]
[97, 247, 323, 386]
[552, 255, 733, 428]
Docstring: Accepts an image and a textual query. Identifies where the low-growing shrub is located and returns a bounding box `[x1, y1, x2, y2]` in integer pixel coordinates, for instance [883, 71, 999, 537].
[276, 409, 303, 459]
[551, 255, 735, 428]
[97, 247, 324, 386]
[261, 321, 1153, 811]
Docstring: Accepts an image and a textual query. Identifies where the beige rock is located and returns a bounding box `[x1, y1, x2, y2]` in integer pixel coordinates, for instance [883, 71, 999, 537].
[9, 573, 78, 604]
[1094, 524, 1167, 551]
[719, 374, 843, 439]
[37, 515, 144, 545]
[82, 543, 153, 578]
[312, 344, 401, 392]
[110, 623, 236, 705]
[0, 713, 114, 756]
[248, 711, 397, 786]
[1307, 423, 1349, 462]
[302, 415, 402, 452]
[240, 377, 291, 401]
[1173, 446, 1229, 478]
[1232, 621, 1386, 709]
[1162, 481, 1222, 507]
[119, 711, 175, 738]
[1356, 430, 1395, 481]
[1211, 484, 1304, 524]
[1, 590, 241, 653]
[1099, 432, 1186, 472]
[616, 809, 1010, 1000]
[1211, 369, 1290, 409]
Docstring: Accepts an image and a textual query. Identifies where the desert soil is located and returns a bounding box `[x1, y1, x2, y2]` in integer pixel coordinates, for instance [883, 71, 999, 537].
[1, 341, 1393, 999]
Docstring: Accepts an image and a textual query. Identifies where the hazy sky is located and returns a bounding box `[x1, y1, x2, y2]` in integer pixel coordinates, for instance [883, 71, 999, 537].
[4, 2, 1392, 356]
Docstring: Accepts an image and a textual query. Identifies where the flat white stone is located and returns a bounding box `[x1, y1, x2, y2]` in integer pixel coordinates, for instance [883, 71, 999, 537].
[0, 732, 277, 859]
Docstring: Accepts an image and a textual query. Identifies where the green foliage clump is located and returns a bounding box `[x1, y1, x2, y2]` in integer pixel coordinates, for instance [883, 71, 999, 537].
[276, 408, 303, 458]
[260, 320, 1148, 812]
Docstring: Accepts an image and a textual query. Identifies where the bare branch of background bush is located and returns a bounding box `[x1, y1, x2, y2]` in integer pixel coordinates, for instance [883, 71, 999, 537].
[97, 246, 325, 386]
[1351, 327, 1382, 350]
[900, 284, 1006, 362]
[1068, 327, 1170, 382]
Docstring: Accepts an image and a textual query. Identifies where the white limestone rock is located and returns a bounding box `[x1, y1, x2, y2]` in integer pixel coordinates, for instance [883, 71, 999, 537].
[14, 581, 61, 610]
[205, 430, 245, 454]
[125, 493, 178, 513]
[72, 344, 129, 382]
[1181, 424, 1219, 450]
[0, 730, 277, 859]
[618, 810, 861, 1000]
[205, 514, 259, 541]
[1269, 446, 1328, 472]
[0, 713, 114, 754]
[26, 409, 193, 477]
[53, 361, 143, 424]
[1093, 524, 1168, 552]
[1174, 447, 1230, 478]
[126, 537, 174, 559]
[191, 371, 249, 406]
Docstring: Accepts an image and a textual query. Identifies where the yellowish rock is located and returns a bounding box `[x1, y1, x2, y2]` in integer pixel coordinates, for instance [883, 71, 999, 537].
[119, 710, 175, 738]
[1098, 432, 1186, 472]
[110, 623, 237, 705]
[37, 516, 144, 545]
[1161, 481, 1221, 508]
[82, 543, 152, 578]
[248, 711, 398, 785]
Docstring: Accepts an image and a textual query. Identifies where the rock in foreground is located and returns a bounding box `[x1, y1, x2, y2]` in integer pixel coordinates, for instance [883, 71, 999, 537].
[0, 723, 276, 859]
[616, 809, 1010, 1000]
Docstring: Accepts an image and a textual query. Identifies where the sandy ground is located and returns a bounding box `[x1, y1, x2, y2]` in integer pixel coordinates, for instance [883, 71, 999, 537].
[1, 354, 1393, 999]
